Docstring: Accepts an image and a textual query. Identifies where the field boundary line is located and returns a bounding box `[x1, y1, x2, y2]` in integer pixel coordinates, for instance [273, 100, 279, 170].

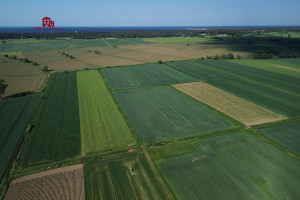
[172, 170, 197, 200]
[105, 165, 117, 200]
[125, 167, 139, 200]
[190, 60, 300, 97]
[141, 145, 174, 200]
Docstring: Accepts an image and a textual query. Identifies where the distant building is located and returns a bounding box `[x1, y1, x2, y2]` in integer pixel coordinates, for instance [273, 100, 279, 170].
[43, 17, 55, 28]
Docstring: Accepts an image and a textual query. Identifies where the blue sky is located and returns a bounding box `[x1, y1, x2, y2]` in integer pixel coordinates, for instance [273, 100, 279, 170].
[1, 0, 300, 26]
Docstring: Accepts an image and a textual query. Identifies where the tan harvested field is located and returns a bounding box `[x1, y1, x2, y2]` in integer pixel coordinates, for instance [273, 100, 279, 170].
[4, 164, 84, 200]
[20, 41, 251, 72]
[173, 82, 287, 126]
[0, 56, 47, 97]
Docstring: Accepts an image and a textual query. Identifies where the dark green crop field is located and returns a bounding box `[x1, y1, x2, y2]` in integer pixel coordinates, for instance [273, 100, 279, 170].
[258, 121, 300, 155]
[0, 94, 39, 181]
[124, 64, 195, 87]
[19, 72, 81, 167]
[101, 67, 142, 90]
[207, 78, 300, 117]
[157, 132, 300, 199]
[165, 61, 233, 81]
[113, 86, 238, 142]
[193, 60, 300, 95]
[84, 154, 170, 200]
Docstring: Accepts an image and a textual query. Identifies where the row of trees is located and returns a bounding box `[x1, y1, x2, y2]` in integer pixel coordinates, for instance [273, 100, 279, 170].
[0, 79, 8, 99]
[205, 53, 241, 60]
[61, 52, 76, 59]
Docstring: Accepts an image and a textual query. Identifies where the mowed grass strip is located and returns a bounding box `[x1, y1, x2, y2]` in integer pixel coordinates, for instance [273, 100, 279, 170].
[77, 70, 135, 154]
[173, 82, 286, 126]
[258, 121, 300, 156]
[158, 132, 300, 199]
[113, 86, 237, 142]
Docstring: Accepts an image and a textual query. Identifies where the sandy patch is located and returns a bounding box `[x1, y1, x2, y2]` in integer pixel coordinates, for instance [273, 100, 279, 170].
[272, 64, 300, 72]
[173, 82, 287, 126]
[4, 164, 84, 200]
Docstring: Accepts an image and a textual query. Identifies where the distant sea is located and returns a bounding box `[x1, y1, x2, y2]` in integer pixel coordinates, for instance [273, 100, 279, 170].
[0, 26, 289, 33]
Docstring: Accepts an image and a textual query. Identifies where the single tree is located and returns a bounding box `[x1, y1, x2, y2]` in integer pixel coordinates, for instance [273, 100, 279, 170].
[0, 79, 8, 99]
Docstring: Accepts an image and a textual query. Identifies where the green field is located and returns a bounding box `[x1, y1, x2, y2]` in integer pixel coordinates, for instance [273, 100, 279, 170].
[125, 63, 195, 87]
[0, 38, 148, 52]
[229, 59, 300, 78]
[207, 78, 300, 117]
[0, 94, 39, 180]
[258, 121, 300, 155]
[143, 37, 211, 43]
[193, 60, 300, 95]
[77, 70, 135, 154]
[19, 72, 81, 167]
[113, 86, 238, 142]
[165, 60, 233, 81]
[101, 67, 142, 90]
[157, 132, 300, 199]
[281, 58, 300, 65]
[84, 154, 170, 200]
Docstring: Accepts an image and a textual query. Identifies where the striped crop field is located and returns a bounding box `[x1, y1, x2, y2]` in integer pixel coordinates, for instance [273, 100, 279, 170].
[113, 86, 238, 142]
[19, 72, 81, 167]
[173, 82, 286, 126]
[84, 154, 171, 200]
[157, 132, 300, 199]
[207, 78, 300, 117]
[77, 70, 135, 154]
[193, 60, 300, 95]
[0, 94, 40, 181]
[258, 121, 300, 156]
[165, 61, 233, 81]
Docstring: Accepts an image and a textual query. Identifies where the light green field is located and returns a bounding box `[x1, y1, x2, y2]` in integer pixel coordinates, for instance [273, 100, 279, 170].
[77, 70, 135, 154]
[258, 121, 300, 156]
[229, 59, 300, 78]
[157, 131, 300, 199]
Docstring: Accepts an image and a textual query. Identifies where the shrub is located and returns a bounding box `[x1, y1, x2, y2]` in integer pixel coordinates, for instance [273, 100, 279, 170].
[158, 60, 163, 64]
[4, 54, 8, 57]
[237, 55, 241, 59]
[32, 61, 38, 66]
[23, 58, 31, 63]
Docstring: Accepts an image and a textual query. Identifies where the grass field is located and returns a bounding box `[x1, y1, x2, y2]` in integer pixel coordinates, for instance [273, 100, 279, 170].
[77, 70, 135, 154]
[281, 58, 300, 65]
[194, 60, 300, 95]
[228, 59, 300, 78]
[4, 164, 84, 200]
[143, 37, 211, 43]
[207, 78, 300, 117]
[113, 86, 237, 142]
[84, 154, 170, 200]
[173, 82, 286, 126]
[0, 56, 46, 97]
[157, 131, 300, 199]
[19, 72, 81, 167]
[258, 121, 300, 156]
[0, 94, 40, 181]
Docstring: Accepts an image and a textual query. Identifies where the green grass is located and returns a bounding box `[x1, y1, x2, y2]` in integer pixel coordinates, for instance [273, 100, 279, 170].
[77, 70, 135, 154]
[113, 86, 237, 142]
[19, 72, 81, 167]
[228, 59, 300, 78]
[0, 94, 40, 180]
[157, 131, 300, 199]
[193, 60, 300, 95]
[125, 63, 195, 87]
[258, 121, 300, 155]
[165, 60, 233, 80]
[84, 154, 169, 200]
[207, 78, 300, 117]
[281, 58, 300, 65]
[143, 37, 211, 43]
[0, 38, 148, 52]
[101, 67, 142, 90]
